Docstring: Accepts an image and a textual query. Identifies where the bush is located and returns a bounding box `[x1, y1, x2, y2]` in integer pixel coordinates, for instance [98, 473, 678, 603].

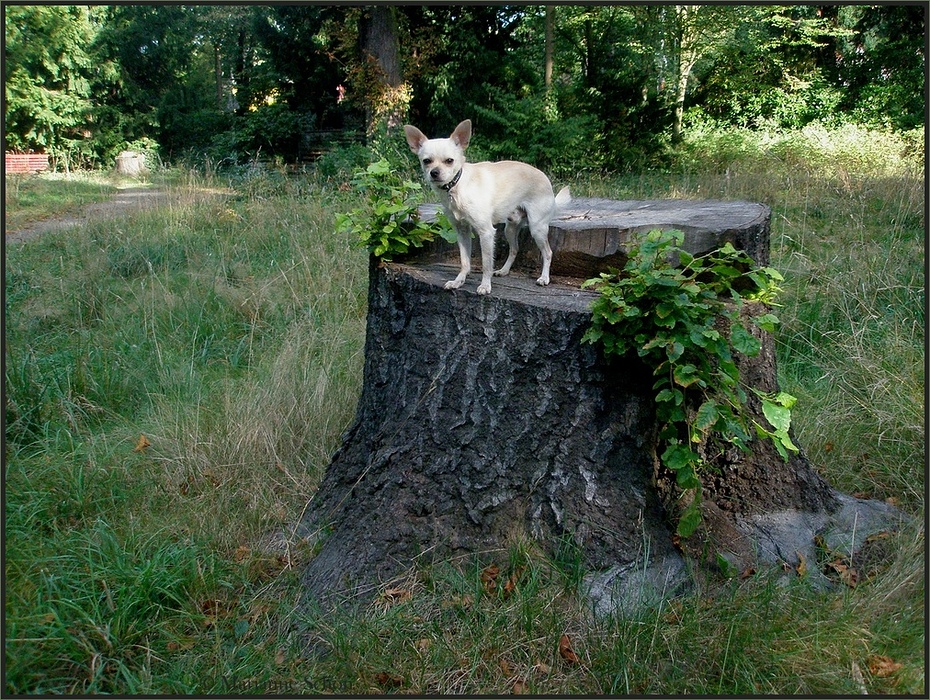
[313, 144, 373, 181]
[473, 91, 602, 177]
[679, 119, 924, 178]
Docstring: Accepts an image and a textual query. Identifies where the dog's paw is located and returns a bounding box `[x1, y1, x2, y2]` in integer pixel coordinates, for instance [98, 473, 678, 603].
[492, 269, 508, 277]
[477, 283, 492, 295]
[536, 276, 550, 286]
[444, 279, 464, 290]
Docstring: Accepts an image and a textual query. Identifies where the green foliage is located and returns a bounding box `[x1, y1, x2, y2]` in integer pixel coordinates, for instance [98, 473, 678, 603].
[680, 119, 924, 180]
[3, 4, 923, 170]
[3, 5, 98, 164]
[473, 90, 602, 176]
[336, 159, 454, 260]
[312, 144, 373, 181]
[582, 230, 793, 536]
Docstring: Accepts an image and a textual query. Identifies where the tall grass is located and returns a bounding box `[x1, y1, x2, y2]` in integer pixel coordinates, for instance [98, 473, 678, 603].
[4, 124, 924, 694]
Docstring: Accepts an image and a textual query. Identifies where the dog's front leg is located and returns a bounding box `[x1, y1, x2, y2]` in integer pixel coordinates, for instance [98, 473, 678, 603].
[444, 229, 472, 290]
[476, 227, 496, 295]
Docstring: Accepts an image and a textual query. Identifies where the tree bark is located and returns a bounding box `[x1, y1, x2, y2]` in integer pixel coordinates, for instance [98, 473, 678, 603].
[358, 6, 407, 135]
[544, 6, 554, 90]
[359, 6, 402, 88]
[298, 199, 904, 613]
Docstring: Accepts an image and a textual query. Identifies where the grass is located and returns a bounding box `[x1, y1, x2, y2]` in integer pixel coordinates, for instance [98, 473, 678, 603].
[4, 123, 925, 694]
[4, 172, 122, 232]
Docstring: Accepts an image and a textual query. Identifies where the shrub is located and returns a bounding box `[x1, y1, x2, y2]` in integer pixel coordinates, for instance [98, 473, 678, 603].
[336, 159, 455, 259]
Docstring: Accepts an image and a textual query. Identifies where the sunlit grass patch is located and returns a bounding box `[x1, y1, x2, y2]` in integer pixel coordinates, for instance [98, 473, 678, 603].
[5, 171, 119, 232]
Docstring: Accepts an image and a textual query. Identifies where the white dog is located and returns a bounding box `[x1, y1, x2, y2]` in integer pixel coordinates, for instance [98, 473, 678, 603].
[404, 119, 571, 295]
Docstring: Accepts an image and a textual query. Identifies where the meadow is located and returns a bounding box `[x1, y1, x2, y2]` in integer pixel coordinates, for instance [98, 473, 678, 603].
[4, 123, 924, 694]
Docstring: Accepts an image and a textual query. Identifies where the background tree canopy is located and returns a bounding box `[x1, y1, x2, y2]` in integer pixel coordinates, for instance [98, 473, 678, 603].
[4, 4, 925, 171]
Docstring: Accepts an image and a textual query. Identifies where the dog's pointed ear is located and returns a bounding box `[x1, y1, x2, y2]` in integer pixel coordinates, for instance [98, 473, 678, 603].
[404, 125, 428, 154]
[450, 119, 472, 150]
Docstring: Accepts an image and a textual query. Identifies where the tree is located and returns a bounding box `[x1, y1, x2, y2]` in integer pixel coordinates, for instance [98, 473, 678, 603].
[403, 5, 528, 137]
[554, 5, 667, 168]
[689, 5, 845, 129]
[252, 5, 355, 131]
[632, 5, 756, 143]
[4, 4, 921, 169]
[91, 4, 204, 158]
[4, 5, 99, 167]
[358, 5, 407, 138]
[834, 4, 925, 130]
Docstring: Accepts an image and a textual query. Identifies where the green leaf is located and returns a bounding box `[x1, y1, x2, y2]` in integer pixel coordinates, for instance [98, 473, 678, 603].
[752, 313, 780, 333]
[672, 363, 701, 387]
[761, 399, 791, 434]
[366, 159, 392, 175]
[716, 551, 739, 578]
[662, 443, 693, 471]
[667, 341, 685, 362]
[677, 498, 703, 537]
[694, 400, 719, 431]
[676, 466, 701, 490]
[656, 302, 676, 319]
[760, 266, 785, 281]
[730, 323, 761, 356]
[655, 387, 683, 405]
[581, 327, 602, 345]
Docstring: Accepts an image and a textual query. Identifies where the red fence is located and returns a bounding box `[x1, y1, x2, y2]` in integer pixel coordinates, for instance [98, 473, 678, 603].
[6, 152, 50, 174]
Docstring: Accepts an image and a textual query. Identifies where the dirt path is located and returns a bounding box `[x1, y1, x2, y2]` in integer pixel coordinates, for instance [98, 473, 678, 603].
[5, 186, 230, 244]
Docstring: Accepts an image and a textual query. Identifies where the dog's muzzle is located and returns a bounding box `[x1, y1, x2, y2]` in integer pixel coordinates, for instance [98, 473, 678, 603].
[438, 168, 463, 191]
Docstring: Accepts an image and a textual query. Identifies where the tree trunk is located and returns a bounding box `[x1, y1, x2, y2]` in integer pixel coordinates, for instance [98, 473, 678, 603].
[214, 44, 223, 111]
[298, 199, 904, 614]
[672, 54, 696, 144]
[544, 6, 554, 90]
[358, 6, 407, 135]
[359, 6, 402, 87]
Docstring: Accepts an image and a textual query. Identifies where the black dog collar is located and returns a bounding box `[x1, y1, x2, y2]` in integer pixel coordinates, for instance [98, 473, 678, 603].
[440, 169, 463, 191]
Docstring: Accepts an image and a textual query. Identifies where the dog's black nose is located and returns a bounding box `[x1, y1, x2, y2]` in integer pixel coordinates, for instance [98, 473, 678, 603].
[430, 168, 441, 180]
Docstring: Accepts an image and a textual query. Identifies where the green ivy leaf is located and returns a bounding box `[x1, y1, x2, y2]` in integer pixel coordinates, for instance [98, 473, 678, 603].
[730, 323, 761, 356]
[662, 443, 695, 472]
[583, 229, 792, 538]
[655, 387, 683, 405]
[673, 363, 701, 387]
[752, 313, 780, 333]
[677, 498, 703, 537]
[694, 400, 719, 431]
[761, 398, 791, 433]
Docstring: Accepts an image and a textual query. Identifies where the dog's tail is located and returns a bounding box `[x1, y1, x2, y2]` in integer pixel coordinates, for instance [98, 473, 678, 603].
[555, 186, 572, 207]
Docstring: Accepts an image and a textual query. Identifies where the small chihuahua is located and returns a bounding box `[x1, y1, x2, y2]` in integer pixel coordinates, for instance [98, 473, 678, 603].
[404, 119, 571, 295]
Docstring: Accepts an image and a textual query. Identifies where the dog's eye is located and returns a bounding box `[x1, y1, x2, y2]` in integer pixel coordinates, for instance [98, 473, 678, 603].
[422, 158, 432, 166]
[445, 159, 454, 165]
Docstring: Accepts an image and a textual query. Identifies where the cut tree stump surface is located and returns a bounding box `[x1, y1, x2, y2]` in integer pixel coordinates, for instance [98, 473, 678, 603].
[415, 197, 772, 277]
[298, 198, 904, 614]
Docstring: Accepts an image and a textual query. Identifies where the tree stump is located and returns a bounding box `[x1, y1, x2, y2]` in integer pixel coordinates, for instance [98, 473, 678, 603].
[298, 198, 903, 614]
[115, 150, 148, 177]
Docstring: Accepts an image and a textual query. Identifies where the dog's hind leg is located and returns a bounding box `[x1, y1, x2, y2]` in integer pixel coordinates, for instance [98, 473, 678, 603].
[527, 215, 553, 286]
[494, 211, 523, 278]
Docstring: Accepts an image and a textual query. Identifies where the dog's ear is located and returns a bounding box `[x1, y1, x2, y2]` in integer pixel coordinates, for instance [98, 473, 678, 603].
[450, 119, 472, 150]
[404, 125, 428, 154]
